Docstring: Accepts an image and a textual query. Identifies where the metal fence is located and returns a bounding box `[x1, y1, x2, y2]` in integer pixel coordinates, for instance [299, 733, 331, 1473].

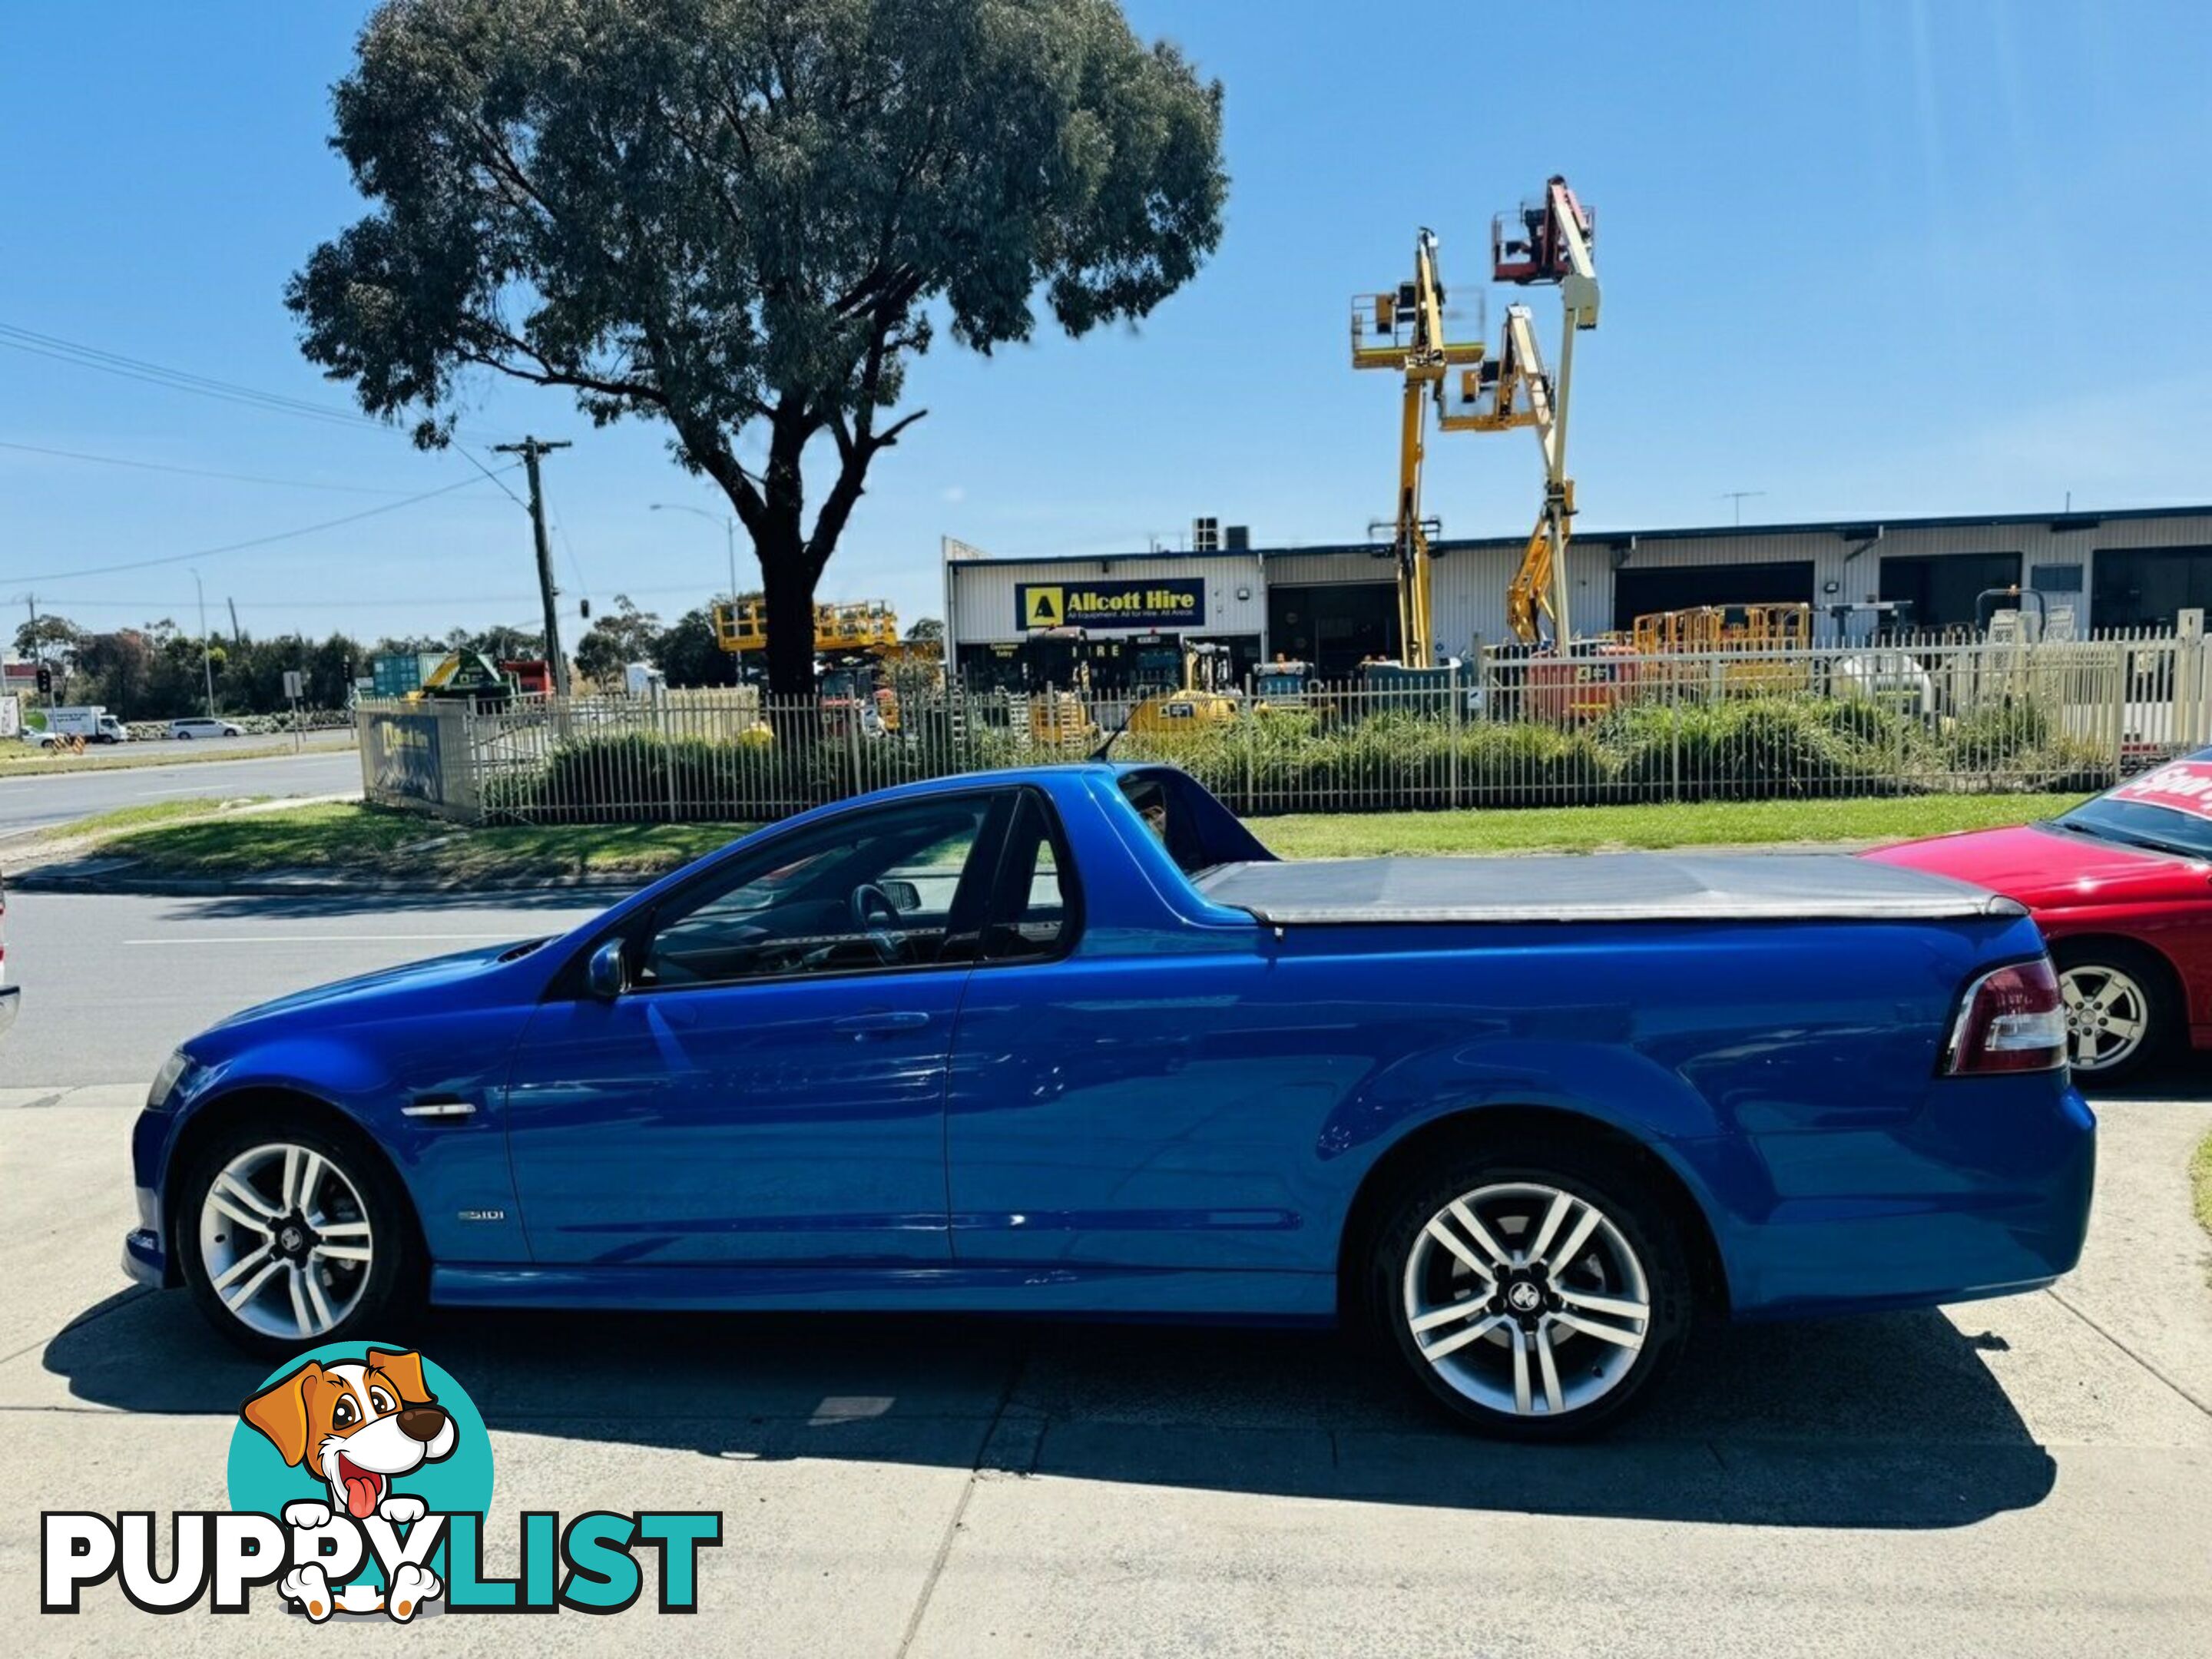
[359, 628, 2212, 825]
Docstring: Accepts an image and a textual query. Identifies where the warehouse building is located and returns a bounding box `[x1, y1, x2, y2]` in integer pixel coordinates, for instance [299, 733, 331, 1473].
[942, 505, 2212, 688]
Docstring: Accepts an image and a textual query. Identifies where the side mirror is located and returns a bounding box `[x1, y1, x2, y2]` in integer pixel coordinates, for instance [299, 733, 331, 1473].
[586, 939, 629, 999]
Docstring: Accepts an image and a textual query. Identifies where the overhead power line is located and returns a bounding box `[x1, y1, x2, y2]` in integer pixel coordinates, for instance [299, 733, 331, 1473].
[0, 468, 518, 585]
[452, 444, 531, 512]
[0, 438, 429, 495]
[0, 321, 498, 445]
[26, 591, 546, 613]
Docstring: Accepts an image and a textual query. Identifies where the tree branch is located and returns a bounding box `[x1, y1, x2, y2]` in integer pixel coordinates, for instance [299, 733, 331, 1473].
[876, 408, 928, 446]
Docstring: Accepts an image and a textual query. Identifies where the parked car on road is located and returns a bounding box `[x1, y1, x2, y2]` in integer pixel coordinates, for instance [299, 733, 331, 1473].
[1869, 748, 2212, 1080]
[167, 717, 243, 740]
[124, 763, 2093, 1438]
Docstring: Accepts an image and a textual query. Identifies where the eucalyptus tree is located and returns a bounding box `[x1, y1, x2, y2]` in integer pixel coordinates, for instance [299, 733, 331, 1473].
[290, 0, 1227, 693]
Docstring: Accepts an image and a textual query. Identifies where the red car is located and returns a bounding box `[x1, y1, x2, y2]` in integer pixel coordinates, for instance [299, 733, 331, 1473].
[1867, 753, 2212, 1080]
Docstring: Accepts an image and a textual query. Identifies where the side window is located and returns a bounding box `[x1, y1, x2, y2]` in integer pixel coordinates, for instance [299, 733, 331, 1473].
[984, 795, 1079, 963]
[634, 796, 994, 988]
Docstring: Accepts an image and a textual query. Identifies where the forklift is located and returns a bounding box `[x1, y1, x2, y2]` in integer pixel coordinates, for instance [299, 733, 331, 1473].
[1129, 641, 1244, 735]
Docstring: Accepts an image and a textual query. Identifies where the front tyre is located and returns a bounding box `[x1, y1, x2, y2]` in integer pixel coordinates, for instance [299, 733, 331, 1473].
[178, 1120, 417, 1357]
[1369, 1150, 1692, 1440]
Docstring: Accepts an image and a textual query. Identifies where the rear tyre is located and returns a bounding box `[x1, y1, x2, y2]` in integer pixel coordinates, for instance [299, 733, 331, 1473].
[1366, 1145, 1693, 1441]
[177, 1116, 419, 1358]
[2055, 939, 2175, 1083]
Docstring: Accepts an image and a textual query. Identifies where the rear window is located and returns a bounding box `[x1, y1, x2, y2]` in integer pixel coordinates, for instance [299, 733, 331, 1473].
[1115, 770, 1273, 877]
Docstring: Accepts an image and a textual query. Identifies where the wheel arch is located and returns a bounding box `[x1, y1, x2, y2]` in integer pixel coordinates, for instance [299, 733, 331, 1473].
[2045, 928, 2187, 996]
[1336, 1103, 1730, 1324]
[165, 1086, 429, 1273]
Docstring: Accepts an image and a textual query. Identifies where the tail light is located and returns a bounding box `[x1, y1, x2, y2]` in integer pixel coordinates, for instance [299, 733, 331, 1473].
[1943, 958, 2068, 1075]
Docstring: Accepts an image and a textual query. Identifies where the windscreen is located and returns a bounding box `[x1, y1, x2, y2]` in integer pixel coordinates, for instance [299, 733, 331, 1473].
[2057, 754, 2212, 859]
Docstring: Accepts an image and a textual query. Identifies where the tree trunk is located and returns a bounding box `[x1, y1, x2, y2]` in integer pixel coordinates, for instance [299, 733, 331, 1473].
[758, 532, 819, 701]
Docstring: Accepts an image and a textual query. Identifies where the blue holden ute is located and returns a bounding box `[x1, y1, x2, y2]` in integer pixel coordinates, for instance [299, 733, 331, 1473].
[127, 765, 2094, 1439]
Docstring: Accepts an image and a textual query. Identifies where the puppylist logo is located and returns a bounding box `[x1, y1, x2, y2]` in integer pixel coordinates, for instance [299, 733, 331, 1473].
[41, 1343, 720, 1621]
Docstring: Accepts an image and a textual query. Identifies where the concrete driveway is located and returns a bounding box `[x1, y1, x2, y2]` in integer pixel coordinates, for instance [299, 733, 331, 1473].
[0, 893, 2207, 1654]
[4, 1098, 2207, 1656]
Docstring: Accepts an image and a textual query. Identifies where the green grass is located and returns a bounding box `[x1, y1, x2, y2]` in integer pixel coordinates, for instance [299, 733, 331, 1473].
[1249, 793, 2088, 859]
[34, 797, 272, 843]
[91, 802, 754, 882]
[50, 789, 2091, 886]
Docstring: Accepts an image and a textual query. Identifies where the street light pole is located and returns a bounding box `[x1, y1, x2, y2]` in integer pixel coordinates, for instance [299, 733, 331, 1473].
[191, 568, 214, 717]
[652, 502, 744, 683]
[651, 502, 740, 600]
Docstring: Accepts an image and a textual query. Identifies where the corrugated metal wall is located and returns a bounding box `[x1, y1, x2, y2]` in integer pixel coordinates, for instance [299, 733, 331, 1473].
[945, 513, 2212, 656]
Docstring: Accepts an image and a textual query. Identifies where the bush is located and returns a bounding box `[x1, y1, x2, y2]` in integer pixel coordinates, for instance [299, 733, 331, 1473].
[464, 688, 2117, 824]
[1594, 698, 1909, 800]
[1943, 700, 2051, 767]
[493, 720, 1041, 823]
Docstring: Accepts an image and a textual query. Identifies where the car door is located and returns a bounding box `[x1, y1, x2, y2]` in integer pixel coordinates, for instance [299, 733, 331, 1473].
[504, 790, 1011, 1266]
[945, 788, 1370, 1273]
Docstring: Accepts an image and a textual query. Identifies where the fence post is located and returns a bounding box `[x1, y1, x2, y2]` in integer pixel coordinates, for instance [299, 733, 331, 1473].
[2111, 641, 2128, 776]
[846, 694, 863, 804]
[663, 694, 677, 823]
[1668, 667, 1681, 805]
[1448, 660, 1462, 810]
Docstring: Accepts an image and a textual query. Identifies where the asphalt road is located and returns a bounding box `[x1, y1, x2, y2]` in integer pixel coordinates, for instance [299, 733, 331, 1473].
[0, 740, 363, 839]
[1, 889, 2208, 1655]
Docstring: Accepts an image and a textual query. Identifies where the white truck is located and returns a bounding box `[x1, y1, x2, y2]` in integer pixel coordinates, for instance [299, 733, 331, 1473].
[35, 706, 131, 745]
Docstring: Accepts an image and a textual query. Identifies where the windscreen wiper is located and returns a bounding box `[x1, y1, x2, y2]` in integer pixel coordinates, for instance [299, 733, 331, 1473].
[2049, 817, 2197, 859]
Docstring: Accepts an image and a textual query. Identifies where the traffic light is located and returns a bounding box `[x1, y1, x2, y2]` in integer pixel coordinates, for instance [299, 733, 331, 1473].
[35, 664, 51, 696]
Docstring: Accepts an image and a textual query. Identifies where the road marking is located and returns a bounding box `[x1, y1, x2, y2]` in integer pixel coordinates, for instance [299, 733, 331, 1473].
[122, 933, 525, 945]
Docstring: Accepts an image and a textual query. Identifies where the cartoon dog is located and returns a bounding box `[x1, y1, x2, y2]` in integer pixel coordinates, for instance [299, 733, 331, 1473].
[240, 1349, 456, 1621]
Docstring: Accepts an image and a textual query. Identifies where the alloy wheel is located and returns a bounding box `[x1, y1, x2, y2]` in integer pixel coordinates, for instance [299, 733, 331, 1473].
[197, 1142, 376, 1340]
[1400, 1181, 1650, 1419]
[2058, 964, 2149, 1074]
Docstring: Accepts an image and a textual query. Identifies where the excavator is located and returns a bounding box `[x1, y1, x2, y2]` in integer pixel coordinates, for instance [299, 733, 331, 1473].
[404, 649, 517, 710]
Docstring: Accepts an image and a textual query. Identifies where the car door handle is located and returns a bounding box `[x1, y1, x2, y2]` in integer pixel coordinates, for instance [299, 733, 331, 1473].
[832, 1010, 932, 1035]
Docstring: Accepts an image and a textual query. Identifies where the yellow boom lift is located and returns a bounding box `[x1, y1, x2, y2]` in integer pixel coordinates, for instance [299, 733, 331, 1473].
[1349, 177, 1599, 660]
[1349, 231, 1486, 670]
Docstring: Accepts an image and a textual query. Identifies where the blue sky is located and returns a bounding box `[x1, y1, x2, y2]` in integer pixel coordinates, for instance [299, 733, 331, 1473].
[3, 0, 2208, 647]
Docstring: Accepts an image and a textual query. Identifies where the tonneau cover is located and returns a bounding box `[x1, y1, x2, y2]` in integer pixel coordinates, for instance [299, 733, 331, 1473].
[1194, 853, 2022, 925]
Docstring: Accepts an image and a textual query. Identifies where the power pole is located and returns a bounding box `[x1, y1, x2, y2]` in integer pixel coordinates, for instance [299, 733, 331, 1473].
[494, 436, 574, 694]
[227, 596, 243, 646]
